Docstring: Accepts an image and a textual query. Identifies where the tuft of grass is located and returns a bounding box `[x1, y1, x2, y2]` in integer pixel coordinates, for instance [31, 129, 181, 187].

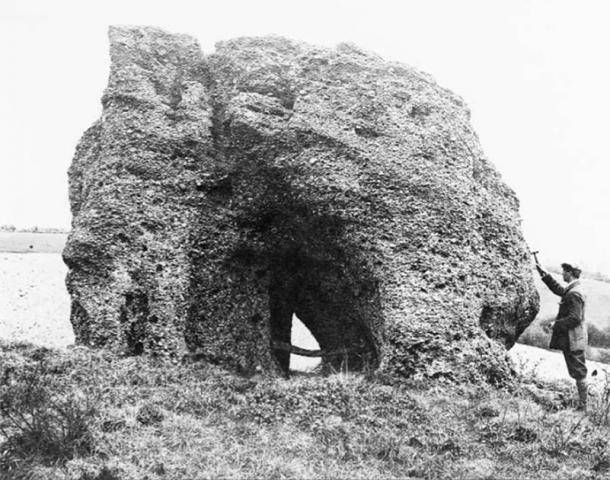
[0, 345, 97, 470]
[136, 401, 165, 426]
[589, 367, 610, 426]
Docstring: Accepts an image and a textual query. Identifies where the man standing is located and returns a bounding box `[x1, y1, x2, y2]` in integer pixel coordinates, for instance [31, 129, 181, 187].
[536, 261, 588, 411]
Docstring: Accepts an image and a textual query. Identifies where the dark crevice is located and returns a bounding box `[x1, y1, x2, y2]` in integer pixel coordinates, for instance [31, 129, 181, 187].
[263, 212, 381, 376]
[119, 292, 150, 355]
[70, 300, 91, 345]
[353, 125, 382, 138]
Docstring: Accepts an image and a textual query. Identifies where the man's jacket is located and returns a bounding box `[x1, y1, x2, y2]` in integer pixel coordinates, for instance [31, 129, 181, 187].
[541, 275, 587, 351]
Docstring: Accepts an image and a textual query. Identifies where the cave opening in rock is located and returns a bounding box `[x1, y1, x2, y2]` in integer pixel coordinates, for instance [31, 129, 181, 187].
[267, 245, 381, 376]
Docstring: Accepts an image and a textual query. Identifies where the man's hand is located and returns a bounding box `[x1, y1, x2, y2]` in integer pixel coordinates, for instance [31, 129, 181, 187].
[536, 264, 547, 277]
[542, 319, 555, 334]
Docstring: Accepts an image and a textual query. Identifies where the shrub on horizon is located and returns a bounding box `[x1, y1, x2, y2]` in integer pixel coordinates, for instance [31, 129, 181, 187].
[588, 324, 610, 349]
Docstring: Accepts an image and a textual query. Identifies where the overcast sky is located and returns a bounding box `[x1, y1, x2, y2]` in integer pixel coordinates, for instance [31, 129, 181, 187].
[1, 0, 608, 274]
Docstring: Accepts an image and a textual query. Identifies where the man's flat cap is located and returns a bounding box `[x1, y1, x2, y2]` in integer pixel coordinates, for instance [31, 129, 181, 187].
[561, 262, 582, 277]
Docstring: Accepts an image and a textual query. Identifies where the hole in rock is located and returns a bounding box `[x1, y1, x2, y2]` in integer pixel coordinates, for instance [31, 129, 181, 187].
[290, 314, 321, 372]
[120, 292, 149, 356]
[267, 247, 380, 377]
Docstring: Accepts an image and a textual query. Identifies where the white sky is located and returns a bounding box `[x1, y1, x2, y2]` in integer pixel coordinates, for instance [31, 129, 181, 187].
[1, 0, 609, 274]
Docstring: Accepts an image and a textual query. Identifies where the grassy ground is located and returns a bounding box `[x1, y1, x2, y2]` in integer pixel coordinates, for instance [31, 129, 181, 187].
[1, 341, 610, 480]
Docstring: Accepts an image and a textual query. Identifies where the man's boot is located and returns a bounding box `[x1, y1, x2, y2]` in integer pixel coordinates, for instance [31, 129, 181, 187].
[576, 378, 588, 412]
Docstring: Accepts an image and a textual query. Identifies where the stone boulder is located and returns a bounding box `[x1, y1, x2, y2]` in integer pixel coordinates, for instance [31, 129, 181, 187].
[64, 26, 539, 382]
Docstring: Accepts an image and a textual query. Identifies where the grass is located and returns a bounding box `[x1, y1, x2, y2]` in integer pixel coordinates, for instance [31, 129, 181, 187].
[1, 341, 610, 479]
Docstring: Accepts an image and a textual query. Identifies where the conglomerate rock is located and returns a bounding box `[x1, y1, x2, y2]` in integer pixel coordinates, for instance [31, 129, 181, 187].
[64, 26, 539, 382]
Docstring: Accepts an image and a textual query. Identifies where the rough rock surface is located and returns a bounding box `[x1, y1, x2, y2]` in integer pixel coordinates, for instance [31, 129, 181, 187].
[64, 26, 539, 382]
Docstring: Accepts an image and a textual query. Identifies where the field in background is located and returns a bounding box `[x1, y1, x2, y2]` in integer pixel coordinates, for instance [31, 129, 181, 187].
[0, 232, 67, 253]
[0, 232, 72, 348]
[0, 253, 73, 348]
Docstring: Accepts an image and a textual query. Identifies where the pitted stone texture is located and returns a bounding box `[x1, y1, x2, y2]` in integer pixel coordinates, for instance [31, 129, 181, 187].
[64, 26, 212, 357]
[65, 27, 539, 382]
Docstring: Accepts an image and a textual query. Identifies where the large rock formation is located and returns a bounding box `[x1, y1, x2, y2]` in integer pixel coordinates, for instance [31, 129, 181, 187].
[64, 26, 539, 382]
